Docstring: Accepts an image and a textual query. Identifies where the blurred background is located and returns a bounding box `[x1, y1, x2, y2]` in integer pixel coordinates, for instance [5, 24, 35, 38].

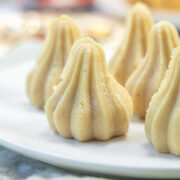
[0, 0, 180, 58]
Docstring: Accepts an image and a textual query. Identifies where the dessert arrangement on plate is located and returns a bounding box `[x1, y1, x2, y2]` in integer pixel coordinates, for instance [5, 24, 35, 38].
[25, 2, 180, 157]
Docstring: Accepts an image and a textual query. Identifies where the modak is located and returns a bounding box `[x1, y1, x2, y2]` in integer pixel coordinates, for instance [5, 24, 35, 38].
[145, 47, 180, 156]
[45, 38, 133, 142]
[125, 21, 180, 118]
[26, 15, 82, 109]
[109, 2, 153, 85]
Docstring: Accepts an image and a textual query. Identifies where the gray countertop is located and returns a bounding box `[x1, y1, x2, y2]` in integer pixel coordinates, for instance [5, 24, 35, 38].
[0, 146, 110, 180]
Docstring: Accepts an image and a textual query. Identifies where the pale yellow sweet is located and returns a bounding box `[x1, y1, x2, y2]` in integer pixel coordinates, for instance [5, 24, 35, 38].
[109, 2, 153, 85]
[26, 15, 82, 109]
[45, 38, 133, 142]
[125, 21, 180, 119]
[127, 0, 180, 10]
[145, 47, 180, 156]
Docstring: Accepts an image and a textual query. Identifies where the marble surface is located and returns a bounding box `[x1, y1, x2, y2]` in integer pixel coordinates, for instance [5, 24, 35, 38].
[0, 146, 109, 180]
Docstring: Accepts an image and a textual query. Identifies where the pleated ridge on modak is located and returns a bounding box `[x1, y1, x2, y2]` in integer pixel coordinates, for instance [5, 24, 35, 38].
[109, 2, 153, 85]
[26, 15, 82, 109]
[145, 47, 180, 156]
[45, 38, 133, 142]
[125, 21, 180, 119]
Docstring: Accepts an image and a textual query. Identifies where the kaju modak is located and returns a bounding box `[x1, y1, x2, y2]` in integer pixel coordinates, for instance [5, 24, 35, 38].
[109, 2, 153, 85]
[45, 38, 133, 142]
[26, 15, 82, 109]
[145, 47, 180, 156]
[125, 21, 180, 119]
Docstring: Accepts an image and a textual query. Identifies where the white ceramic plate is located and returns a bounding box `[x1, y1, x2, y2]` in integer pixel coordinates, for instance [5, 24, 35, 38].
[0, 51, 180, 179]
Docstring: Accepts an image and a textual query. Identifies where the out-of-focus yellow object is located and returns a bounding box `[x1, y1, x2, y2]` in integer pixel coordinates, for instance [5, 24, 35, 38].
[109, 2, 153, 86]
[125, 21, 180, 119]
[45, 38, 133, 142]
[145, 47, 180, 156]
[126, 0, 180, 10]
[26, 15, 82, 109]
[85, 20, 111, 41]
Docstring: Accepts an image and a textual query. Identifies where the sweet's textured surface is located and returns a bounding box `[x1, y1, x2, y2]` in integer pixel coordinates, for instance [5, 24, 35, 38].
[125, 21, 180, 119]
[145, 47, 180, 156]
[109, 2, 153, 85]
[45, 38, 133, 141]
[26, 15, 82, 109]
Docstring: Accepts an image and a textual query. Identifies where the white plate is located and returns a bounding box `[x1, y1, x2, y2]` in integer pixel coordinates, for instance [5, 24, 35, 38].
[0, 57, 180, 179]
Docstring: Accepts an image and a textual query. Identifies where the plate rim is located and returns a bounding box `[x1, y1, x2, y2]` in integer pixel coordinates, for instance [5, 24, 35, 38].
[1, 43, 180, 179]
[1, 134, 180, 179]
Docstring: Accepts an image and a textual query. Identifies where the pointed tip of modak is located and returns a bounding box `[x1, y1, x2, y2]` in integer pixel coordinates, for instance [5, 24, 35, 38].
[73, 37, 101, 48]
[150, 21, 180, 43]
[71, 37, 105, 58]
[75, 37, 96, 44]
[56, 14, 77, 24]
[127, 2, 153, 31]
[48, 14, 82, 36]
[130, 2, 151, 16]
[61, 37, 106, 79]
[132, 2, 149, 10]
[151, 21, 179, 33]
[153, 21, 176, 29]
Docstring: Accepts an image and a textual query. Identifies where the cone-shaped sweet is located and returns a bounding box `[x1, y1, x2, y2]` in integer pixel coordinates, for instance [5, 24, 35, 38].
[145, 47, 180, 156]
[109, 2, 153, 85]
[45, 38, 133, 141]
[26, 15, 82, 109]
[125, 21, 180, 119]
